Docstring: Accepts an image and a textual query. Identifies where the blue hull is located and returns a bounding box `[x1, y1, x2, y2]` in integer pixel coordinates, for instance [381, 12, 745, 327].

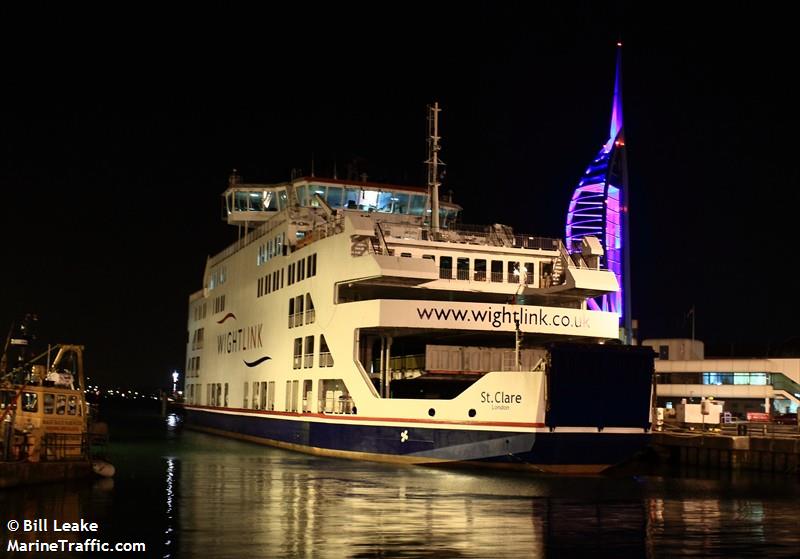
[185, 408, 649, 473]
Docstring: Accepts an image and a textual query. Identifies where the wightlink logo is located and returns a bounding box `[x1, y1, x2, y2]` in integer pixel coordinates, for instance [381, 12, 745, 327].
[415, 305, 591, 329]
[217, 323, 264, 354]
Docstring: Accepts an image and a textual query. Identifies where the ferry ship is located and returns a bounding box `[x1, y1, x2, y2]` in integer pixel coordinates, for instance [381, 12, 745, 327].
[183, 106, 654, 474]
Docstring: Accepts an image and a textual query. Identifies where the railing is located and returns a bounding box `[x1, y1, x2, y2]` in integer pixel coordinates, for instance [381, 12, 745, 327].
[41, 433, 88, 461]
[305, 309, 316, 324]
[364, 219, 562, 251]
[208, 213, 345, 269]
[209, 214, 288, 268]
[322, 395, 355, 414]
[293, 356, 302, 369]
[319, 352, 334, 368]
[303, 353, 314, 368]
[289, 313, 304, 328]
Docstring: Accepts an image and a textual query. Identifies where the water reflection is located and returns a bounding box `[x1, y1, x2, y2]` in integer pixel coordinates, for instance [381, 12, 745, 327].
[3, 413, 800, 558]
[167, 434, 800, 558]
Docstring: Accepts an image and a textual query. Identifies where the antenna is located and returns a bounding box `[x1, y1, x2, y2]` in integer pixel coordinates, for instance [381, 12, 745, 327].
[426, 102, 444, 231]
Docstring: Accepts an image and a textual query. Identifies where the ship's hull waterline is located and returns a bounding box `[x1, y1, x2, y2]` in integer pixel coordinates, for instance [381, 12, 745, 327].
[185, 406, 650, 474]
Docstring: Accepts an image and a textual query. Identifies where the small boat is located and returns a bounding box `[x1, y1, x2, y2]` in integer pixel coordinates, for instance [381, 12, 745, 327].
[1, 315, 114, 483]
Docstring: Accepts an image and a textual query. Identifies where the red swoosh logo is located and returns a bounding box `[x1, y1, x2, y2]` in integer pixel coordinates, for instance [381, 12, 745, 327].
[216, 312, 237, 324]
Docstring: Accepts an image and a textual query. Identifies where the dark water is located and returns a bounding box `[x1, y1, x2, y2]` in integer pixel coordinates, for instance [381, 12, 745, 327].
[3, 412, 800, 558]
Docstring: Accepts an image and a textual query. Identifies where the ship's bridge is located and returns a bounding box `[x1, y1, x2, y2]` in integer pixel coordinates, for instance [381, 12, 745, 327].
[223, 174, 461, 227]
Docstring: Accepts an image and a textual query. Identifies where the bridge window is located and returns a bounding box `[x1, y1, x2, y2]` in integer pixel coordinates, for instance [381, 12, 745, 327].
[326, 186, 343, 208]
[44, 393, 55, 414]
[23, 392, 38, 413]
[56, 395, 66, 415]
[391, 193, 410, 214]
[410, 194, 427, 216]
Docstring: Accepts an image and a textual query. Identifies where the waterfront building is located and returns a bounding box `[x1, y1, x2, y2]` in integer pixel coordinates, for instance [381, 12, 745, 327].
[644, 338, 800, 418]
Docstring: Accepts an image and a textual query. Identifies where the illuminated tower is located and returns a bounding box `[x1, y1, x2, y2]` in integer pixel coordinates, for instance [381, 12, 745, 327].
[565, 43, 632, 343]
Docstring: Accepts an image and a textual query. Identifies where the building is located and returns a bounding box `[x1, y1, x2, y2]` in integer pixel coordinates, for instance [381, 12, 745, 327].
[643, 339, 800, 418]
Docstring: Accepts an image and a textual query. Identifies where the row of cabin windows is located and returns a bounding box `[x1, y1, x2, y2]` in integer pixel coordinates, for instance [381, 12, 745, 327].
[293, 334, 333, 369]
[288, 294, 315, 328]
[186, 355, 200, 378]
[206, 383, 228, 407]
[190, 328, 204, 351]
[244, 378, 352, 414]
[257, 232, 286, 266]
[246, 380, 277, 410]
[257, 268, 285, 297]
[208, 266, 227, 290]
[255, 253, 318, 298]
[192, 302, 207, 322]
[187, 376, 352, 414]
[213, 294, 226, 314]
[436, 257, 536, 284]
[0, 392, 81, 415]
[288, 253, 317, 285]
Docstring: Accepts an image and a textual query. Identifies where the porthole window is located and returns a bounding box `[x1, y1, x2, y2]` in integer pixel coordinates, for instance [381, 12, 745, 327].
[428, 408, 436, 417]
[468, 409, 476, 418]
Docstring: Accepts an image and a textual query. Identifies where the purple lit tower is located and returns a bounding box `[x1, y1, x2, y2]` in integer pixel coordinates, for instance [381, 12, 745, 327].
[565, 43, 632, 343]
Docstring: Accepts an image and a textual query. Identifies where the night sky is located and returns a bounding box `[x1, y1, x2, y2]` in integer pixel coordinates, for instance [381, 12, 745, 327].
[2, 4, 797, 389]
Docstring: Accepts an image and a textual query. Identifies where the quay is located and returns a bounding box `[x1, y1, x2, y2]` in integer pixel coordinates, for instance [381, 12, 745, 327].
[652, 425, 800, 473]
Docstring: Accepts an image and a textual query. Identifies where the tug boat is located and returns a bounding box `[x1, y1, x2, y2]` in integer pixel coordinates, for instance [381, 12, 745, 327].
[183, 106, 654, 473]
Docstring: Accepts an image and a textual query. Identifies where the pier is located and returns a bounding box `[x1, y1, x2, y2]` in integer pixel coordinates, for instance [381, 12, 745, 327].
[652, 425, 800, 473]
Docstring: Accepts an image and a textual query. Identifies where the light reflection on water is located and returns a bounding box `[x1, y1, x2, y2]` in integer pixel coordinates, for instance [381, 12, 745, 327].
[2, 412, 800, 558]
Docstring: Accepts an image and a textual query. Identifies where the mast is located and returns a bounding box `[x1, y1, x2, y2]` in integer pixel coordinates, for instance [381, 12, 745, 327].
[426, 102, 443, 231]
